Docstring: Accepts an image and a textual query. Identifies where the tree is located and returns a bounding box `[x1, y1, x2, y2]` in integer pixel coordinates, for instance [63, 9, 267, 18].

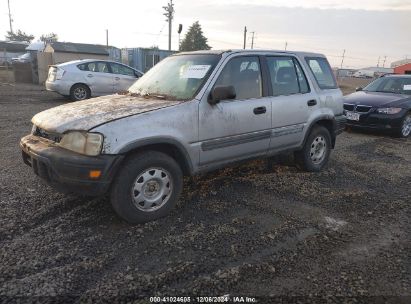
[5, 30, 34, 43]
[40, 33, 58, 43]
[179, 21, 211, 51]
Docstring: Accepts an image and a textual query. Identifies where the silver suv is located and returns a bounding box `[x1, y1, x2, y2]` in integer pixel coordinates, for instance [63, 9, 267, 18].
[21, 50, 345, 224]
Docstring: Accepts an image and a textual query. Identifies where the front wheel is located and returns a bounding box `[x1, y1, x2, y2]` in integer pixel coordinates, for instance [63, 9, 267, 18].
[110, 151, 183, 224]
[295, 125, 332, 172]
[396, 112, 411, 138]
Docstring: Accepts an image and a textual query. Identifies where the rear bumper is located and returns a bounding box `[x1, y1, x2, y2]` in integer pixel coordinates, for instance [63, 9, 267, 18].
[344, 109, 406, 131]
[45, 80, 70, 96]
[20, 134, 123, 196]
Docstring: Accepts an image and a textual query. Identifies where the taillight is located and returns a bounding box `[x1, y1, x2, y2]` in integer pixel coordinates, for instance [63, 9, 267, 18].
[56, 68, 66, 80]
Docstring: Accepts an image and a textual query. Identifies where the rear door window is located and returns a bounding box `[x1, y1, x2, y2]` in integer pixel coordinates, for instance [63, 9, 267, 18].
[305, 57, 337, 89]
[266, 56, 310, 96]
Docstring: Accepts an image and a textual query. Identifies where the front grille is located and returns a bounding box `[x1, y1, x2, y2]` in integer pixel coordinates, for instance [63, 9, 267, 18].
[343, 104, 355, 111]
[355, 105, 372, 113]
[343, 104, 372, 113]
[33, 126, 62, 143]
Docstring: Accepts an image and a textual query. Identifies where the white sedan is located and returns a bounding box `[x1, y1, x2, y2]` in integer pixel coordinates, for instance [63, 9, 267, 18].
[46, 59, 143, 101]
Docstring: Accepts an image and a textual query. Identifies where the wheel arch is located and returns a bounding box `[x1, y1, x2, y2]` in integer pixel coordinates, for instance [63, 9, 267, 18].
[117, 138, 194, 176]
[303, 116, 337, 149]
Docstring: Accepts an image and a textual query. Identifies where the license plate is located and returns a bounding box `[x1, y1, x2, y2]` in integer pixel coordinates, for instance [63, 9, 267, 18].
[345, 111, 360, 121]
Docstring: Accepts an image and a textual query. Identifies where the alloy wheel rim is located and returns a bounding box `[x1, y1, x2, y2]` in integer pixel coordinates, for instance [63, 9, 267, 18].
[310, 136, 327, 164]
[401, 115, 411, 137]
[131, 167, 172, 212]
[74, 87, 86, 100]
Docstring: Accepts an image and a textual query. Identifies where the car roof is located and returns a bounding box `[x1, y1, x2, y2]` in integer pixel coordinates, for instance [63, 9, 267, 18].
[176, 49, 325, 58]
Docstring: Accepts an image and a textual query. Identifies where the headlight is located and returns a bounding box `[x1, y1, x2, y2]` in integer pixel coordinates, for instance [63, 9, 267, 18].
[58, 131, 103, 156]
[376, 108, 402, 115]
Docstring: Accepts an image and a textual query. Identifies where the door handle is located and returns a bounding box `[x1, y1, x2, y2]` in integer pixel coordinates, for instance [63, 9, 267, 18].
[87, 74, 93, 78]
[115, 77, 120, 81]
[253, 106, 266, 115]
[307, 99, 317, 106]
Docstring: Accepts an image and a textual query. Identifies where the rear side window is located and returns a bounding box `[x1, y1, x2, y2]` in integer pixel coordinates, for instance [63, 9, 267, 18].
[266, 56, 310, 96]
[305, 57, 337, 89]
[77, 63, 87, 71]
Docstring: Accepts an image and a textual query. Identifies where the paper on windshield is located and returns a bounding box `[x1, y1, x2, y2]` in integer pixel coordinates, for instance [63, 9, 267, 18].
[403, 84, 411, 91]
[181, 65, 211, 79]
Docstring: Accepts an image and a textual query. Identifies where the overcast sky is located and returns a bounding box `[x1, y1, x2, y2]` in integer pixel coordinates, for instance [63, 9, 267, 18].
[1, 0, 411, 68]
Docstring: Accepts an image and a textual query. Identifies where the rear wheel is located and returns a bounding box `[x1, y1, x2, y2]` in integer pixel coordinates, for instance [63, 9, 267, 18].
[110, 151, 183, 224]
[295, 125, 331, 172]
[396, 112, 411, 138]
[70, 84, 90, 101]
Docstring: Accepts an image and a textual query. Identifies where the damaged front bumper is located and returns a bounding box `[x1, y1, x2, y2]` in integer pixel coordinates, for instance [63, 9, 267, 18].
[20, 134, 123, 196]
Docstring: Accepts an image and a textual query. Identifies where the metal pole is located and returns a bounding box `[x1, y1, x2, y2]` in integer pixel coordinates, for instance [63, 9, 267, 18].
[168, 12, 172, 51]
[285, 41, 288, 51]
[8, 0, 13, 34]
[250, 32, 255, 49]
[340, 49, 346, 69]
[163, 0, 174, 51]
[106, 29, 108, 47]
[377, 56, 380, 67]
[243, 26, 247, 49]
[382, 56, 387, 68]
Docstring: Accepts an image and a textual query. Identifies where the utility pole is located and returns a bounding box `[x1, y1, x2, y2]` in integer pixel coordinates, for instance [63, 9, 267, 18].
[250, 31, 255, 49]
[284, 41, 288, 51]
[243, 26, 247, 49]
[163, 0, 175, 51]
[106, 29, 109, 47]
[382, 56, 387, 68]
[340, 49, 346, 68]
[7, 0, 13, 34]
[377, 56, 380, 67]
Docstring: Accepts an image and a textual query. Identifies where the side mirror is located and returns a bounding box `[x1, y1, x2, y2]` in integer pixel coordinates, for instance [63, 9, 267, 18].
[208, 85, 236, 105]
[355, 87, 363, 92]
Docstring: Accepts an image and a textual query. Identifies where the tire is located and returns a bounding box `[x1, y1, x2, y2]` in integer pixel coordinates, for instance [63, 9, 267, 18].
[295, 125, 332, 172]
[70, 84, 90, 101]
[110, 151, 183, 224]
[395, 112, 411, 138]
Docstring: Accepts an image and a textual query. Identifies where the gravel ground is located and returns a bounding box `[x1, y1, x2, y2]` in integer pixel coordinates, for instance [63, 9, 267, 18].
[0, 83, 410, 302]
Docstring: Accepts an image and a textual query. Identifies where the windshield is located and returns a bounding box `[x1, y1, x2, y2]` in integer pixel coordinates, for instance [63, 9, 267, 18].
[128, 54, 220, 100]
[364, 77, 411, 95]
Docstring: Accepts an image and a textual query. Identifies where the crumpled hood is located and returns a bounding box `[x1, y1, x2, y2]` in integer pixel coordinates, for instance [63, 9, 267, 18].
[32, 94, 184, 133]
